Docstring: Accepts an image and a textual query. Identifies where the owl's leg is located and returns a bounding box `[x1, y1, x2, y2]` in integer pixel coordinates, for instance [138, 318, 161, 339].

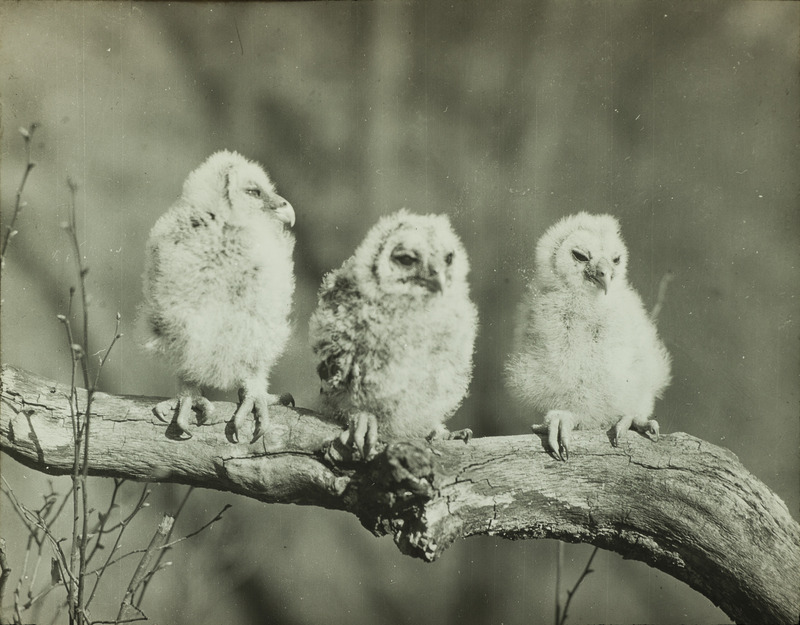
[229, 378, 295, 444]
[532, 410, 574, 461]
[154, 381, 214, 440]
[339, 411, 379, 461]
[613, 415, 659, 446]
[426, 424, 473, 443]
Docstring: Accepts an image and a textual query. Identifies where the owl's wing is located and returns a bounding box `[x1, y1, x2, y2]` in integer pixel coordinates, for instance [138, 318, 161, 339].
[311, 272, 363, 395]
[314, 341, 355, 393]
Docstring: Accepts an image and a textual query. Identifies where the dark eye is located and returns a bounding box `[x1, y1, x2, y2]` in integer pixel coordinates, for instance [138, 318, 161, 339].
[613, 256, 621, 265]
[571, 250, 589, 262]
[445, 252, 454, 266]
[245, 187, 262, 198]
[392, 253, 418, 267]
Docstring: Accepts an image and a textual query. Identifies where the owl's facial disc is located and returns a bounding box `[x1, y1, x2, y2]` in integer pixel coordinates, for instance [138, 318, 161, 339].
[390, 246, 444, 294]
[571, 249, 614, 294]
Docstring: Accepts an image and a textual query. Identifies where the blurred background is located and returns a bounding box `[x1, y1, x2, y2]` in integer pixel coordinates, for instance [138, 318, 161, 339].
[1, 1, 797, 624]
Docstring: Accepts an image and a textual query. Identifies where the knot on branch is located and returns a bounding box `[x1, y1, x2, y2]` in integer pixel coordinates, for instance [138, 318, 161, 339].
[339, 441, 444, 561]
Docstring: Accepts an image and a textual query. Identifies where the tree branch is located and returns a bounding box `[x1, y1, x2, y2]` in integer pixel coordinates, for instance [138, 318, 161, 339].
[1, 364, 798, 624]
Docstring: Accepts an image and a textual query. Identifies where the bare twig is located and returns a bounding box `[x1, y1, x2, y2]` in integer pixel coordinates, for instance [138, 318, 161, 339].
[89, 504, 231, 576]
[1, 478, 75, 596]
[0, 123, 38, 269]
[554, 541, 564, 625]
[85, 484, 152, 608]
[557, 546, 599, 625]
[0, 538, 11, 623]
[134, 487, 193, 608]
[650, 270, 674, 321]
[115, 515, 174, 624]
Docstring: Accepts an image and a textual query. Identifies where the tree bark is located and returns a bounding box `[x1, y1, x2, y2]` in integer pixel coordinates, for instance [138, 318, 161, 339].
[1, 364, 798, 624]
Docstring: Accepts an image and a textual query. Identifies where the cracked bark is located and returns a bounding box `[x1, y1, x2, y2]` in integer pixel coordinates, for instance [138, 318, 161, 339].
[1, 364, 798, 624]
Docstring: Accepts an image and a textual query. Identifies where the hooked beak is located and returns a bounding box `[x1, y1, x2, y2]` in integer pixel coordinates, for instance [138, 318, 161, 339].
[585, 258, 612, 294]
[271, 196, 296, 228]
[422, 264, 444, 294]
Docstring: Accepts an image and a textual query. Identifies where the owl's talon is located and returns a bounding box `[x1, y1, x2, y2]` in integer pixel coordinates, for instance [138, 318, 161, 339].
[345, 412, 379, 461]
[251, 423, 265, 444]
[154, 399, 176, 422]
[279, 393, 295, 407]
[449, 428, 473, 443]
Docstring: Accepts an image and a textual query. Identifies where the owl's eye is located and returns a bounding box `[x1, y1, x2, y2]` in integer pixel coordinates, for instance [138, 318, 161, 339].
[612, 256, 621, 265]
[392, 251, 419, 267]
[571, 250, 589, 262]
[245, 187, 263, 198]
[445, 252, 454, 266]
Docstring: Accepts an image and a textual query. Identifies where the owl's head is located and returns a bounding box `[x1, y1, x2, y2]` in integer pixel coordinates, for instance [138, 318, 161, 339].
[182, 150, 295, 228]
[350, 209, 470, 300]
[536, 212, 628, 295]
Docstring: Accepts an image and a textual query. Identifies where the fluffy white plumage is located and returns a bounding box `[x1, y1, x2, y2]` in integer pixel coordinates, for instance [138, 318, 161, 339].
[505, 212, 671, 459]
[140, 150, 296, 442]
[309, 209, 478, 460]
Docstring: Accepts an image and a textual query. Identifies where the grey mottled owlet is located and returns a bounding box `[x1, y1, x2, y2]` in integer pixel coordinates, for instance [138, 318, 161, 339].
[141, 150, 295, 443]
[505, 212, 671, 460]
[309, 209, 478, 460]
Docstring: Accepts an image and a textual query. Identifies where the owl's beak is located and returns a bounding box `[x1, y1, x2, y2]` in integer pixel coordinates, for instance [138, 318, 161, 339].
[271, 197, 296, 228]
[586, 258, 612, 294]
[423, 265, 444, 294]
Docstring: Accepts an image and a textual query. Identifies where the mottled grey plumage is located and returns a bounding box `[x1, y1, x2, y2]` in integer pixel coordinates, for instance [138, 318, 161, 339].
[506, 212, 671, 460]
[141, 150, 295, 442]
[309, 209, 478, 459]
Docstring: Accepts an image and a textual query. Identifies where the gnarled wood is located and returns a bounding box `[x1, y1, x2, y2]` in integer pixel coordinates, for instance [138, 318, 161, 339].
[1, 364, 798, 624]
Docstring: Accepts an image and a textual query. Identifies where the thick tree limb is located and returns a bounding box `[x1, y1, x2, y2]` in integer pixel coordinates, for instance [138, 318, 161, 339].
[1, 364, 798, 624]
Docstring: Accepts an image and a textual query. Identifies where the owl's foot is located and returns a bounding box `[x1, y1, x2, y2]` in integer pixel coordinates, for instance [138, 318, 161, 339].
[155, 389, 215, 440]
[427, 426, 473, 443]
[532, 410, 575, 461]
[612, 416, 660, 447]
[229, 388, 294, 444]
[339, 411, 379, 461]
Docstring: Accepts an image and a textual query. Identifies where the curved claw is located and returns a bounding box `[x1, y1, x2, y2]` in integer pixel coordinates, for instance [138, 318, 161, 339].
[156, 392, 214, 440]
[533, 410, 574, 461]
[229, 389, 255, 444]
[450, 428, 473, 443]
[251, 422, 265, 444]
[278, 392, 295, 407]
[340, 412, 379, 461]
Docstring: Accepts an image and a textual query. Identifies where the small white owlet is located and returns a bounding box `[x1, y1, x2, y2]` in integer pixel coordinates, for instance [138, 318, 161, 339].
[141, 150, 296, 443]
[309, 209, 478, 460]
[505, 212, 671, 460]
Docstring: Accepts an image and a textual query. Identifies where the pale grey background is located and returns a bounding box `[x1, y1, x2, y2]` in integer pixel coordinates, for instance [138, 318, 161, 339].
[1, 1, 798, 624]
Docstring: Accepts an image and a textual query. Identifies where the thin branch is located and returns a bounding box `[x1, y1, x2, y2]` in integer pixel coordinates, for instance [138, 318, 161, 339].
[0, 539, 11, 623]
[134, 487, 193, 608]
[64, 178, 90, 392]
[92, 314, 122, 390]
[557, 546, 599, 625]
[554, 541, 564, 625]
[85, 479, 125, 567]
[650, 270, 674, 321]
[115, 515, 174, 624]
[94, 504, 232, 574]
[85, 484, 152, 608]
[0, 124, 38, 268]
[1, 478, 75, 595]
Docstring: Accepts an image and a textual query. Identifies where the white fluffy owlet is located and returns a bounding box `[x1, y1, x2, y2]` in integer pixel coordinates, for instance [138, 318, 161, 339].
[140, 150, 296, 443]
[309, 209, 478, 460]
[505, 212, 671, 460]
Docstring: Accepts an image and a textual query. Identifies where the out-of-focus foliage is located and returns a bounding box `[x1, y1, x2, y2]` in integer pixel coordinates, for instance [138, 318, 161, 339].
[1, 2, 796, 624]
